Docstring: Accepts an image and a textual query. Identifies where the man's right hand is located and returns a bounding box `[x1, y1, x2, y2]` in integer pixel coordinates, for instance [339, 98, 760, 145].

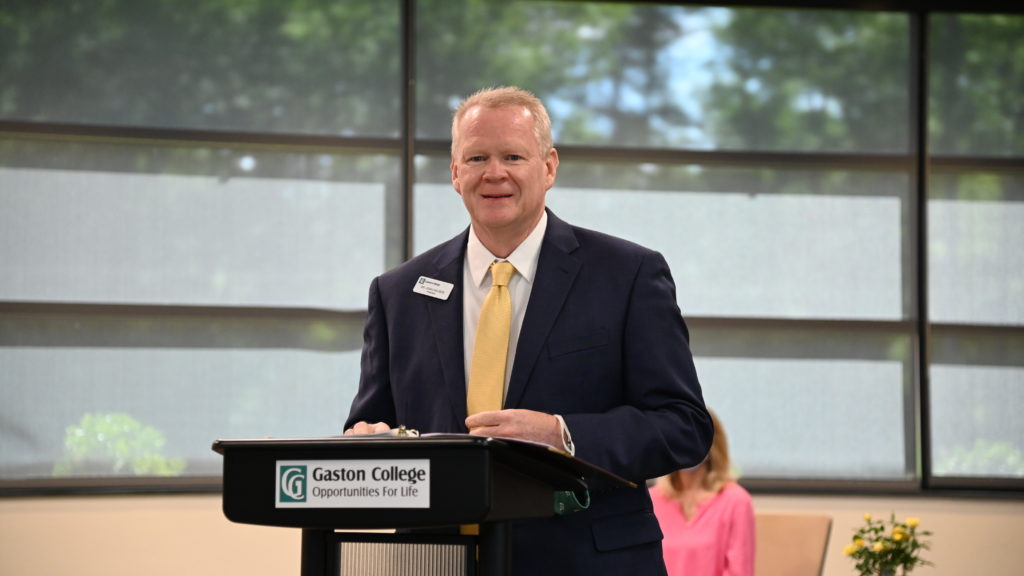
[343, 421, 392, 435]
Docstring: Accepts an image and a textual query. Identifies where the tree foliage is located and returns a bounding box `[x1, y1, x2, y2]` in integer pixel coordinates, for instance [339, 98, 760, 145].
[54, 412, 186, 476]
[0, 0, 401, 136]
[2, 2, 1020, 157]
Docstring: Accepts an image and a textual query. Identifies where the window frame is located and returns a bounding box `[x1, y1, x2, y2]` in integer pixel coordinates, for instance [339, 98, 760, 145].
[1, 0, 1021, 497]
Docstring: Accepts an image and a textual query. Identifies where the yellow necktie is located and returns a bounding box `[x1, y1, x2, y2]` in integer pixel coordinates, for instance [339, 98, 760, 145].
[467, 261, 516, 416]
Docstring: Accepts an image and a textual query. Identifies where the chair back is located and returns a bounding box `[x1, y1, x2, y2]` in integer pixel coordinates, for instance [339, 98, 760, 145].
[754, 512, 832, 576]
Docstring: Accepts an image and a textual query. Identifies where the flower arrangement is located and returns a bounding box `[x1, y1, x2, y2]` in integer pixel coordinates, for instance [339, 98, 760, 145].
[844, 513, 932, 576]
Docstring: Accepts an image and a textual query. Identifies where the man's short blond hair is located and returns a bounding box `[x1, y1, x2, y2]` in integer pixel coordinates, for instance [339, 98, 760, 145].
[451, 86, 553, 157]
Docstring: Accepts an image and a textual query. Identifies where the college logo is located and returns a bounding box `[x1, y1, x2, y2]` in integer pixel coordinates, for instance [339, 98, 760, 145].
[279, 465, 307, 503]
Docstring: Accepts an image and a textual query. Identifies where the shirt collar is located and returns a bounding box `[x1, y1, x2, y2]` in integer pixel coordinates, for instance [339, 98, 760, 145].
[467, 210, 547, 288]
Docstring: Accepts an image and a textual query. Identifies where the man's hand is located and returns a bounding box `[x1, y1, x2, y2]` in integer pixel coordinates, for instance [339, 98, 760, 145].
[344, 421, 392, 435]
[465, 409, 562, 448]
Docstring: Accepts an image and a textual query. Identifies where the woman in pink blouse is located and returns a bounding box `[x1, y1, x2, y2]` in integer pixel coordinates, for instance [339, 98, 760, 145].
[650, 409, 755, 576]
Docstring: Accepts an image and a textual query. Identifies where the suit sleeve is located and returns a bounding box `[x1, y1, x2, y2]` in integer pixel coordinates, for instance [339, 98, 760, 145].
[343, 277, 397, 430]
[563, 250, 713, 484]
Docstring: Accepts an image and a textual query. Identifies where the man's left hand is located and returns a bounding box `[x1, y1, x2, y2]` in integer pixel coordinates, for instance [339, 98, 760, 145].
[465, 409, 562, 448]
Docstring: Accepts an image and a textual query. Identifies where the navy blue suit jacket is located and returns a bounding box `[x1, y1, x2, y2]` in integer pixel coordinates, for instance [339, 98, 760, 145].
[346, 209, 712, 575]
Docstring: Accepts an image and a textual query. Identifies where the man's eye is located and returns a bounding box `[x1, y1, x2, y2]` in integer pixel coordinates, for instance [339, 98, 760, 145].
[507, 154, 523, 161]
[468, 155, 485, 162]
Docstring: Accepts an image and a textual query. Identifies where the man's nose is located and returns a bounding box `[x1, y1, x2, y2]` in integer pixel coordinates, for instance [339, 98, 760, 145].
[482, 158, 507, 180]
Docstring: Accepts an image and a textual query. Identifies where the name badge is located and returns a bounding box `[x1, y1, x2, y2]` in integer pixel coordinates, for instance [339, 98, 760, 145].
[413, 276, 454, 300]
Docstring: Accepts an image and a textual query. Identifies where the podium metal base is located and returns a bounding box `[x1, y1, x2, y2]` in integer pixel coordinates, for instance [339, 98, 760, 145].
[302, 528, 496, 576]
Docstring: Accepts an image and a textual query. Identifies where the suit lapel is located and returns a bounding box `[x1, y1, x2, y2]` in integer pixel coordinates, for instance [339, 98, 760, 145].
[426, 230, 470, 426]
[506, 211, 580, 408]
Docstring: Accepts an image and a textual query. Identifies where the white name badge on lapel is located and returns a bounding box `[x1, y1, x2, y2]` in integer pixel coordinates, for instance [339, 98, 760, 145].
[413, 276, 454, 300]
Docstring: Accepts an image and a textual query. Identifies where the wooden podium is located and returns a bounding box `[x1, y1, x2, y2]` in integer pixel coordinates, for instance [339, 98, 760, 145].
[213, 434, 631, 576]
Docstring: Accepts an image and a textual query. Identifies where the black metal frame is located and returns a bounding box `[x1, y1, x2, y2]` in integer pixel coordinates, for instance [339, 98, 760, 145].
[1, 0, 1022, 497]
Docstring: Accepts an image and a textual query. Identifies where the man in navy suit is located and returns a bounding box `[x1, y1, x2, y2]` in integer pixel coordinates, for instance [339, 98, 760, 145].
[345, 86, 712, 575]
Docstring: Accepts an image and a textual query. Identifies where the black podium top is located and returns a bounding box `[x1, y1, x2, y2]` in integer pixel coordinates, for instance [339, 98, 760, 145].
[213, 434, 632, 530]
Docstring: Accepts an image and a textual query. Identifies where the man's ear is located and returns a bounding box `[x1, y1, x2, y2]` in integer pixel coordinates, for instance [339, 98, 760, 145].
[545, 147, 560, 189]
[451, 157, 462, 195]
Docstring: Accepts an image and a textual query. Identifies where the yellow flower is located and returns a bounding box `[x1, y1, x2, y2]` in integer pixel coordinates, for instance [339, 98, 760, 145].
[847, 513, 931, 576]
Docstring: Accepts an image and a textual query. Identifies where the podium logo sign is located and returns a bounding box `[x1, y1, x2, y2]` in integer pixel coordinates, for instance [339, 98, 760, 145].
[275, 459, 430, 509]
[279, 465, 307, 503]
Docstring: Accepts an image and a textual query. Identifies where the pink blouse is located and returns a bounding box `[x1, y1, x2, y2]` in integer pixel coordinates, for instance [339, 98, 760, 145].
[650, 482, 755, 576]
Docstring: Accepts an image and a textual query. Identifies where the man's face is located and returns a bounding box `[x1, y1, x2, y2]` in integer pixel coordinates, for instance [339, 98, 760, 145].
[451, 105, 558, 246]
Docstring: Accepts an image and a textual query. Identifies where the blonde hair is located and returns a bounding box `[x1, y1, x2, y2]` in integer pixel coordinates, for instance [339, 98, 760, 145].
[659, 409, 734, 495]
[451, 86, 553, 157]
